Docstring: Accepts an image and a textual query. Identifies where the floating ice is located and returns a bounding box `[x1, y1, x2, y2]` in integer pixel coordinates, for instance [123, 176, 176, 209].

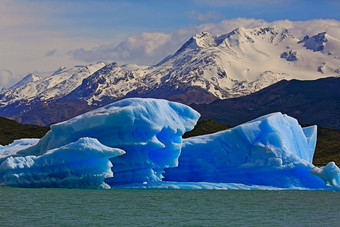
[0, 139, 39, 159]
[164, 113, 331, 189]
[0, 138, 125, 189]
[15, 98, 200, 185]
[1, 99, 340, 191]
[311, 162, 340, 191]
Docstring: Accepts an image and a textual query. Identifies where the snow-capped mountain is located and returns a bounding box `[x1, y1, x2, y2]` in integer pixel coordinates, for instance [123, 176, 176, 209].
[61, 62, 147, 105]
[62, 26, 340, 106]
[1, 26, 340, 125]
[147, 26, 339, 99]
[0, 62, 105, 106]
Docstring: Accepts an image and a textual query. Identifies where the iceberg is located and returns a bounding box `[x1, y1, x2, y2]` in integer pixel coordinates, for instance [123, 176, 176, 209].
[0, 139, 40, 181]
[0, 138, 125, 189]
[0, 138, 39, 160]
[0, 98, 339, 190]
[164, 113, 329, 189]
[311, 162, 340, 191]
[5, 98, 199, 187]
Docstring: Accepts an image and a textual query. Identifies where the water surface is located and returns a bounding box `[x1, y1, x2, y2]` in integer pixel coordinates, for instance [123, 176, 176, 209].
[1, 187, 339, 226]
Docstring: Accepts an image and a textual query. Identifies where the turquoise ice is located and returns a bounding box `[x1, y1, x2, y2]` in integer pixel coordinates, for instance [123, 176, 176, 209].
[1, 138, 124, 189]
[1, 98, 199, 188]
[164, 113, 331, 189]
[0, 98, 339, 190]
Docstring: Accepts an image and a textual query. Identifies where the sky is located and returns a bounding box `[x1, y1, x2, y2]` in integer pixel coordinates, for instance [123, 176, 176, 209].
[1, 0, 340, 88]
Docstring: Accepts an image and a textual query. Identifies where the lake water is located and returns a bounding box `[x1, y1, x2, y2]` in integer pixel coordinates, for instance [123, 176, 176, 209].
[1, 187, 340, 226]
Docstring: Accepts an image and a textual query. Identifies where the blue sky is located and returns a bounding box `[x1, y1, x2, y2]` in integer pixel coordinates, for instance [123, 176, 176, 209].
[1, 0, 340, 88]
[18, 0, 340, 38]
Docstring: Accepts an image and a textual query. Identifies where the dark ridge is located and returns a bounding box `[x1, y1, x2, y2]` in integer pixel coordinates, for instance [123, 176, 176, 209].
[191, 77, 340, 130]
[0, 116, 49, 146]
[183, 119, 232, 138]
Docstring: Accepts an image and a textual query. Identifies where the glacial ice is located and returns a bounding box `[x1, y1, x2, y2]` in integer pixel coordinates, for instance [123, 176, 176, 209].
[311, 162, 340, 191]
[12, 98, 200, 186]
[164, 113, 331, 189]
[0, 98, 340, 191]
[0, 138, 39, 159]
[0, 138, 124, 189]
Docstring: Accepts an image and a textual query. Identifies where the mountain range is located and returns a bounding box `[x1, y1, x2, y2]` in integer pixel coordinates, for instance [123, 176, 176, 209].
[0, 25, 339, 125]
[191, 77, 340, 130]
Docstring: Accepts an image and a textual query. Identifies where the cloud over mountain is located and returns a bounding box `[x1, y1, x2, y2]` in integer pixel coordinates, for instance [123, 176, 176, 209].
[68, 32, 172, 65]
[67, 19, 340, 66]
[1, 0, 340, 90]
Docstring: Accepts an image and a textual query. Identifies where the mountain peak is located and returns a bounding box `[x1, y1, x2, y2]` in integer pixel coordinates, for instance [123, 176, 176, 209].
[98, 62, 120, 72]
[216, 26, 293, 48]
[300, 32, 328, 51]
[193, 31, 217, 47]
[251, 26, 293, 43]
[8, 73, 41, 90]
[175, 31, 217, 54]
[218, 26, 254, 47]
[52, 66, 66, 76]
[88, 62, 122, 78]
[106, 61, 119, 68]
[86, 62, 106, 74]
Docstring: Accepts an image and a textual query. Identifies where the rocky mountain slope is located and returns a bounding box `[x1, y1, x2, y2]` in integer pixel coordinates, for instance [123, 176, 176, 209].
[191, 77, 340, 130]
[1, 26, 340, 125]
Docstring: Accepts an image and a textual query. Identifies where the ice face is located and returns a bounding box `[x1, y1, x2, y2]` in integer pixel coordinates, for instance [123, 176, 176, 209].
[17, 98, 200, 185]
[164, 113, 329, 189]
[0, 138, 125, 189]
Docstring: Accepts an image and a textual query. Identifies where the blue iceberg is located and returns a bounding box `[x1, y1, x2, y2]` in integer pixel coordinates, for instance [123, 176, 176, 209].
[1, 138, 125, 189]
[2, 98, 199, 188]
[0, 98, 339, 190]
[164, 113, 330, 189]
[311, 162, 340, 191]
[0, 138, 39, 160]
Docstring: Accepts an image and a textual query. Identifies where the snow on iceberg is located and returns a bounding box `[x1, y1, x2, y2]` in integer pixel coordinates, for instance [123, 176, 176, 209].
[0, 138, 125, 189]
[16, 98, 200, 185]
[0, 138, 39, 160]
[164, 112, 331, 189]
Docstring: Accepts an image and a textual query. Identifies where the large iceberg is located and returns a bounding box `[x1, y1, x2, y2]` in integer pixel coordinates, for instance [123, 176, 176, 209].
[164, 113, 329, 189]
[2, 98, 199, 187]
[0, 98, 339, 191]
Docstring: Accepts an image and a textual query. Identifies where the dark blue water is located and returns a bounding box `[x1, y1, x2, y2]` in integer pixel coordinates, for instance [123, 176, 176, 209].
[1, 187, 339, 226]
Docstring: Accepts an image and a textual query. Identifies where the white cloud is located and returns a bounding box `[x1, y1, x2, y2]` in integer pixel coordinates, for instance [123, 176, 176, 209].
[0, 69, 20, 89]
[67, 18, 340, 68]
[68, 32, 173, 65]
[274, 19, 340, 38]
[1, 5, 340, 90]
[67, 18, 268, 65]
[0, 0, 113, 89]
